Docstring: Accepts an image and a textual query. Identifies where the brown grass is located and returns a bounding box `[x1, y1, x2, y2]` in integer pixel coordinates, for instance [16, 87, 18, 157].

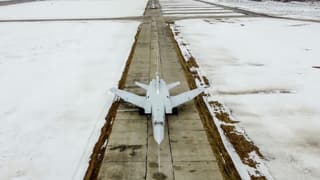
[213, 103, 266, 179]
[202, 76, 210, 86]
[220, 125, 263, 167]
[186, 56, 199, 68]
[209, 101, 238, 124]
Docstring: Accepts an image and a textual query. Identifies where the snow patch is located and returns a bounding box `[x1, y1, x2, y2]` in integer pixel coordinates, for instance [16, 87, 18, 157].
[0, 21, 140, 180]
[173, 17, 320, 180]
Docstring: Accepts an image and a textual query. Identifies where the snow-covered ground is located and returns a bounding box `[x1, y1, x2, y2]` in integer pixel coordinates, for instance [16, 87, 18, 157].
[208, 0, 320, 20]
[0, 0, 147, 20]
[0, 0, 148, 179]
[173, 18, 320, 179]
[0, 20, 140, 180]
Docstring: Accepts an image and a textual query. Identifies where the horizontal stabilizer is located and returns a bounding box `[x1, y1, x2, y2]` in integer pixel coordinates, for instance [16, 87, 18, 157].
[135, 82, 149, 90]
[167, 81, 180, 90]
[170, 87, 205, 108]
[111, 88, 145, 108]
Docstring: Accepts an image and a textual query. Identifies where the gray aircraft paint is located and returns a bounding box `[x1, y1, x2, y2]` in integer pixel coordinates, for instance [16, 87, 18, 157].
[111, 74, 204, 144]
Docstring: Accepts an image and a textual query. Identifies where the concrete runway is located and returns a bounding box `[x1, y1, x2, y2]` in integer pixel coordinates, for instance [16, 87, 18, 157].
[97, 1, 224, 180]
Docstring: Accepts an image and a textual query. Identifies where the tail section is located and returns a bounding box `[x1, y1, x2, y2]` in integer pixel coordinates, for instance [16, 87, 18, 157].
[135, 82, 149, 90]
[167, 81, 180, 90]
[155, 72, 160, 94]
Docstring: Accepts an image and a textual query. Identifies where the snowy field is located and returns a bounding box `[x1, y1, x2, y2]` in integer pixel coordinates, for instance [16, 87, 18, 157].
[173, 18, 320, 179]
[0, 0, 147, 20]
[208, 0, 320, 20]
[0, 1, 147, 179]
[0, 20, 140, 180]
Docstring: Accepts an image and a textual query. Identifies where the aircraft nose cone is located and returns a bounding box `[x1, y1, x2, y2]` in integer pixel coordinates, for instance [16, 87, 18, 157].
[153, 125, 164, 144]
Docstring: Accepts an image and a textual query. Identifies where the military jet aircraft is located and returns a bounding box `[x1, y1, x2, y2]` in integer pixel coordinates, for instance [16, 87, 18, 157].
[111, 73, 205, 144]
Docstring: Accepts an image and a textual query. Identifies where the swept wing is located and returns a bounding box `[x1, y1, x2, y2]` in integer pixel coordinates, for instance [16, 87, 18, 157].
[170, 87, 204, 108]
[111, 88, 145, 108]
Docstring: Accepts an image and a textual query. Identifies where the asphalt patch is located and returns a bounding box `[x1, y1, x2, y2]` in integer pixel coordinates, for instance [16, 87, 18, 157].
[149, 162, 159, 168]
[312, 66, 320, 69]
[152, 172, 167, 180]
[109, 145, 142, 157]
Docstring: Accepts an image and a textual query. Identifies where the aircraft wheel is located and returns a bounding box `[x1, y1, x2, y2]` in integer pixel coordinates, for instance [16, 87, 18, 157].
[138, 108, 145, 115]
[172, 108, 178, 115]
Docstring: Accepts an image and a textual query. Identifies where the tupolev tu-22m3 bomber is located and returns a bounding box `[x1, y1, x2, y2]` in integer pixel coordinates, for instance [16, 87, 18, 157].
[111, 73, 205, 144]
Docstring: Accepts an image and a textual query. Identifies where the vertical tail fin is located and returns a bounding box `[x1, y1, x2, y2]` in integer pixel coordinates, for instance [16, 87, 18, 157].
[155, 72, 160, 94]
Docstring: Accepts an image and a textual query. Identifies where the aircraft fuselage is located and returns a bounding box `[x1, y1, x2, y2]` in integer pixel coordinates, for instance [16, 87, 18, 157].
[146, 76, 170, 144]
